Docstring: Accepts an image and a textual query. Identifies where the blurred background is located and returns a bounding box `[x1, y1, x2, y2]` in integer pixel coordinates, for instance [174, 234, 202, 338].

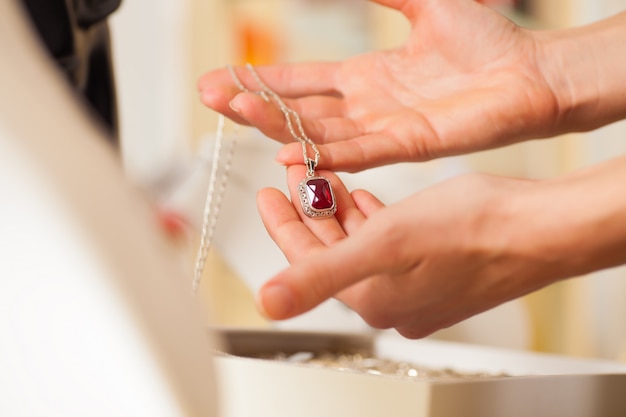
[109, 0, 626, 360]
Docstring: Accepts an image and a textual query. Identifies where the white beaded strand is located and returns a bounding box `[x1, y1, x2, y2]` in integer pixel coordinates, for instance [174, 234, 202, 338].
[193, 64, 337, 291]
[192, 114, 236, 293]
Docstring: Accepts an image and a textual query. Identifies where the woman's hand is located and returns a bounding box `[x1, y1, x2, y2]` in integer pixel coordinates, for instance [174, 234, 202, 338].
[255, 158, 626, 337]
[199, 0, 557, 172]
[256, 166, 553, 337]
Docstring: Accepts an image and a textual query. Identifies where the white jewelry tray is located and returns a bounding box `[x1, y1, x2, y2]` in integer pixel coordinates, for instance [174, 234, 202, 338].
[213, 328, 626, 417]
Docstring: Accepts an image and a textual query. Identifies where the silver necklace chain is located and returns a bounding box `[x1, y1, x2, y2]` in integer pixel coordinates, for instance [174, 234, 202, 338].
[192, 113, 236, 293]
[193, 63, 333, 292]
[229, 63, 320, 177]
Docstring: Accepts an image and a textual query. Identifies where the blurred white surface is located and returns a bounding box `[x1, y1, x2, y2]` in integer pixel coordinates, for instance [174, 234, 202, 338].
[0, 129, 181, 417]
[214, 330, 626, 417]
[0, 2, 217, 413]
[111, 0, 192, 186]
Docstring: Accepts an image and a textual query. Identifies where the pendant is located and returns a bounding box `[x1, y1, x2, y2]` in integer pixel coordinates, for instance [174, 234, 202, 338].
[298, 176, 337, 218]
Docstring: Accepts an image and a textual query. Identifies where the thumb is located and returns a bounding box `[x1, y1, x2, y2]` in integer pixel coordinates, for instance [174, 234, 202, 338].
[256, 233, 388, 320]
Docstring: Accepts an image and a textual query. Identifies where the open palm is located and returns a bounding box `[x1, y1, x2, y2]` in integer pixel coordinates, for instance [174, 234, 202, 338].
[198, 0, 556, 172]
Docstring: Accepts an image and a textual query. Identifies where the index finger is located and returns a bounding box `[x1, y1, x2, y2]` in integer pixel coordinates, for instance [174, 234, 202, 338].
[276, 133, 422, 172]
[198, 62, 341, 99]
[256, 221, 392, 320]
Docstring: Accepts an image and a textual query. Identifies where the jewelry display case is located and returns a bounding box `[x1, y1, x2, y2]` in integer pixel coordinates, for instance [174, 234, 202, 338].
[213, 328, 626, 417]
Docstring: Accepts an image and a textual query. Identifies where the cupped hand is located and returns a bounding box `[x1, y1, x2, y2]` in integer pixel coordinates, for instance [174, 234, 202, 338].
[256, 165, 569, 338]
[199, 0, 558, 172]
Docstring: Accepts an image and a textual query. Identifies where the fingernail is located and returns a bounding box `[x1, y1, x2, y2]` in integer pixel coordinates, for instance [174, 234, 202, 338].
[257, 284, 295, 319]
[275, 148, 289, 165]
[274, 156, 287, 166]
[199, 89, 217, 106]
[228, 98, 242, 113]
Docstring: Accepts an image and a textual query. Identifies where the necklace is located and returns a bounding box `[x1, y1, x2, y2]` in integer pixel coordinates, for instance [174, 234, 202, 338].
[229, 64, 337, 219]
[193, 64, 338, 292]
[192, 113, 236, 293]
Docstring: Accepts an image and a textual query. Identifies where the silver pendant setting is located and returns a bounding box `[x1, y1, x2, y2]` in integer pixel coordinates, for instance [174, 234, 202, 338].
[228, 64, 338, 219]
[298, 176, 337, 218]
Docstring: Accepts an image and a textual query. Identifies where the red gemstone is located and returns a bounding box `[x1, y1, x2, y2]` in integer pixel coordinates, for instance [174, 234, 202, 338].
[305, 178, 334, 210]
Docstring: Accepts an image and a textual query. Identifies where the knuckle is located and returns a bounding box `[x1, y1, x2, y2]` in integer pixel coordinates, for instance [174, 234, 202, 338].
[361, 313, 394, 330]
[395, 316, 443, 339]
[356, 302, 397, 330]
[395, 326, 432, 340]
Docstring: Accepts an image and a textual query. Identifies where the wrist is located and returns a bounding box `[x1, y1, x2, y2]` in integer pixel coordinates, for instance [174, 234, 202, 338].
[534, 12, 626, 135]
[512, 157, 626, 281]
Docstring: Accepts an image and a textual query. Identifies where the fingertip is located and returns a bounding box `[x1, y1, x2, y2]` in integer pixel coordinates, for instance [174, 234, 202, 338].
[228, 93, 246, 113]
[199, 88, 220, 108]
[256, 283, 296, 320]
[275, 143, 305, 165]
[256, 187, 287, 218]
[256, 186, 274, 201]
[197, 72, 212, 92]
[351, 189, 386, 216]
[274, 152, 288, 166]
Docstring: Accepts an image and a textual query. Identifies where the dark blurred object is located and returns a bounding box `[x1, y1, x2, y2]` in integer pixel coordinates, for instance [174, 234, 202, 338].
[20, 0, 122, 145]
